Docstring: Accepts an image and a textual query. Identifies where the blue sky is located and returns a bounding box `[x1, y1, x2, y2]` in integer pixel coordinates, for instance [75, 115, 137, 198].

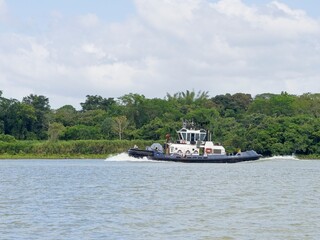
[5, 0, 318, 21]
[5, 0, 319, 28]
[243, 0, 318, 17]
[3, 0, 136, 34]
[7, 0, 135, 22]
[1, 0, 320, 108]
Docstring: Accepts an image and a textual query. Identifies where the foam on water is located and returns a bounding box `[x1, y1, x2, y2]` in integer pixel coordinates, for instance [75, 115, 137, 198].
[261, 155, 299, 160]
[105, 152, 150, 162]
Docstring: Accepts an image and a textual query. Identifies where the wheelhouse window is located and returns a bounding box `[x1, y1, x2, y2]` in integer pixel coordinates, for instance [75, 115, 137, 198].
[179, 128, 187, 141]
[200, 129, 206, 141]
[195, 133, 200, 141]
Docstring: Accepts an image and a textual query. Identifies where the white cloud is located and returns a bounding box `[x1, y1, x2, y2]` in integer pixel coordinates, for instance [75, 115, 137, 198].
[135, 0, 201, 37]
[212, 0, 256, 19]
[0, 0, 320, 108]
[78, 13, 100, 28]
[82, 43, 106, 59]
[269, 1, 306, 18]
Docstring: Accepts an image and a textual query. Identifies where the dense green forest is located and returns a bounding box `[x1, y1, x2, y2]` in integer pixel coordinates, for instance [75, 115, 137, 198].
[1, 89, 320, 157]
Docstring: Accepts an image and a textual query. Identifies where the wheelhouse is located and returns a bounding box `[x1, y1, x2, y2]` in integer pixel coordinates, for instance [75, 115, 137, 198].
[177, 127, 206, 144]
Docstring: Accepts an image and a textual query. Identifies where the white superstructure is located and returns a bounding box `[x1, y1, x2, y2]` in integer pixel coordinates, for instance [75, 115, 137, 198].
[168, 122, 226, 157]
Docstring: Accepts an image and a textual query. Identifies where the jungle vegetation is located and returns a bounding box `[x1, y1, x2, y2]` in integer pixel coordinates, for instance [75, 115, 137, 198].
[1, 89, 320, 157]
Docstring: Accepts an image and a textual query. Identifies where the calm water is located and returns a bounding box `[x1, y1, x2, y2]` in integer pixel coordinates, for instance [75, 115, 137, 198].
[0, 155, 320, 240]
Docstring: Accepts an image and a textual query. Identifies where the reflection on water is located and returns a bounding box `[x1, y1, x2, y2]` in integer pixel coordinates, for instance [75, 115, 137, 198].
[0, 158, 320, 239]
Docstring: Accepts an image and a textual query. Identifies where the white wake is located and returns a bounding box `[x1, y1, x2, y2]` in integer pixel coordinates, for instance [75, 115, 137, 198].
[261, 155, 299, 160]
[105, 152, 150, 162]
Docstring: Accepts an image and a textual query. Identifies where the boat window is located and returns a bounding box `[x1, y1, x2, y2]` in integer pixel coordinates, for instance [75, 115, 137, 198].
[191, 133, 195, 142]
[180, 132, 186, 140]
[187, 133, 191, 141]
[200, 133, 206, 141]
[195, 133, 200, 141]
[178, 128, 187, 140]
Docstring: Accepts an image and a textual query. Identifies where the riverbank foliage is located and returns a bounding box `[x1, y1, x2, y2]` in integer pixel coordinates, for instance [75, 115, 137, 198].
[0, 140, 152, 159]
[1, 90, 320, 157]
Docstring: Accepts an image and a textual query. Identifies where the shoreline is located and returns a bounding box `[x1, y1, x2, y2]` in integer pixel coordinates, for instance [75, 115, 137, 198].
[0, 154, 109, 160]
[0, 153, 320, 160]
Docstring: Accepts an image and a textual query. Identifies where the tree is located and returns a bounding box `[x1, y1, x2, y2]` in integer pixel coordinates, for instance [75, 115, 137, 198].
[101, 117, 116, 140]
[112, 116, 129, 140]
[23, 94, 50, 111]
[186, 108, 220, 129]
[0, 91, 7, 134]
[118, 93, 146, 128]
[136, 98, 172, 128]
[211, 93, 252, 117]
[167, 90, 209, 105]
[295, 93, 320, 117]
[248, 92, 297, 117]
[4, 100, 37, 139]
[81, 95, 116, 112]
[137, 117, 165, 140]
[48, 122, 65, 141]
[22, 94, 51, 139]
[77, 109, 108, 126]
[53, 105, 77, 126]
[62, 125, 101, 140]
[166, 90, 211, 116]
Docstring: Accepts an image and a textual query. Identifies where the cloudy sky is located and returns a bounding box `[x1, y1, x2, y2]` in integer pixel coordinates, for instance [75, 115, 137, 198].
[0, 0, 319, 109]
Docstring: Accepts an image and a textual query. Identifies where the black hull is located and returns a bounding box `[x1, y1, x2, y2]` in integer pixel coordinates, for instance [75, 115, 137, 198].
[128, 148, 155, 158]
[128, 148, 261, 163]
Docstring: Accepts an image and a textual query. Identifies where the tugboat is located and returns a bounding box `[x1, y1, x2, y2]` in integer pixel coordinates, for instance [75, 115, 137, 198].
[128, 121, 262, 163]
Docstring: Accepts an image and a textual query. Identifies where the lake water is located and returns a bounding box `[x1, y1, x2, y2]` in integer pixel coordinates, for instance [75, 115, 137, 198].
[0, 155, 320, 240]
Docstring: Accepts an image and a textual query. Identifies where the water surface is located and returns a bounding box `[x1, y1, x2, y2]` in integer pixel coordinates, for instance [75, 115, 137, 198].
[0, 156, 319, 239]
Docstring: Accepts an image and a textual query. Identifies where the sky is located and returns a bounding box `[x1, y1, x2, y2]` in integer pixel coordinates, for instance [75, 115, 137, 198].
[0, 0, 319, 109]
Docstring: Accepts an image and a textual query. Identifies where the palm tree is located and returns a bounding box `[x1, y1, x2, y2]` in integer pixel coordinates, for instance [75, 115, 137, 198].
[166, 90, 209, 105]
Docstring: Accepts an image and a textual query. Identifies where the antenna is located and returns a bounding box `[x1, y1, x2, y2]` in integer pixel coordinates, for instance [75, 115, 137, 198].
[190, 119, 194, 129]
[182, 119, 187, 128]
